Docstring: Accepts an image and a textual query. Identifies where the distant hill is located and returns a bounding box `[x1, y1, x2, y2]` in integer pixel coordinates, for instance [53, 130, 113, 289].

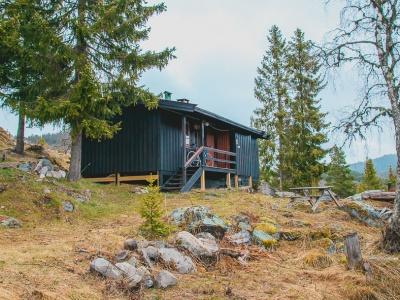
[349, 154, 397, 178]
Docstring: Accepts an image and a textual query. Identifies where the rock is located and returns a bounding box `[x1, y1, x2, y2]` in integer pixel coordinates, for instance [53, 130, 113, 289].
[176, 231, 219, 266]
[279, 230, 302, 241]
[137, 266, 153, 288]
[275, 191, 297, 198]
[233, 214, 252, 231]
[34, 158, 54, 173]
[155, 270, 177, 289]
[157, 248, 196, 274]
[115, 250, 129, 262]
[39, 166, 49, 179]
[340, 201, 391, 227]
[254, 222, 278, 235]
[43, 188, 51, 194]
[132, 186, 149, 194]
[141, 246, 158, 267]
[196, 232, 216, 241]
[124, 239, 138, 251]
[115, 262, 144, 288]
[183, 206, 210, 224]
[76, 189, 91, 203]
[188, 215, 228, 240]
[0, 184, 6, 193]
[252, 230, 277, 248]
[17, 162, 32, 172]
[46, 170, 66, 179]
[227, 230, 251, 245]
[90, 258, 122, 279]
[62, 201, 74, 212]
[259, 182, 276, 196]
[170, 207, 189, 225]
[127, 257, 138, 267]
[0, 216, 21, 228]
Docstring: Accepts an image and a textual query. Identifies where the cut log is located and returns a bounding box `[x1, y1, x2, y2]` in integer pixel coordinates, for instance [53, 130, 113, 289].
[344, 233, 363, 270]
[362, 191, 395, 202]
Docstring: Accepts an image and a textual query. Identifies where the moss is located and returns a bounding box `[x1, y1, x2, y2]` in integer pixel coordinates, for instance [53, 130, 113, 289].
[262, 238, 278, 248]
[335, 253, 347, 265]
[303, 250, 333, 269]
[309, 227, 332, 240]
[255, 222, 278, 235]
[311, 238, 334, 250]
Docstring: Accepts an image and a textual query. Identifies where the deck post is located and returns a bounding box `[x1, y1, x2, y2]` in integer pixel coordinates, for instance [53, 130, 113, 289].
[234, 175, 239, 189]
[201, 169, 206, 192]
[182, 116, 187, 185]
[248, 176, 253, 188]
[226, 173, 231, 189]
[201, 121, 205, 147]
[116, 172, 120, 186]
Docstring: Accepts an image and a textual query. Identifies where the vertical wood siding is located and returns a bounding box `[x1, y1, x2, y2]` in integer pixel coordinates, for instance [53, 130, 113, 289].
[235, 133, 260, 180]
[160, 110, 183, 173]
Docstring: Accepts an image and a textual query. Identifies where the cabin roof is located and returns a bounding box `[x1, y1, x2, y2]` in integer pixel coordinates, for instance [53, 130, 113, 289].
[158, 100, 266, 138]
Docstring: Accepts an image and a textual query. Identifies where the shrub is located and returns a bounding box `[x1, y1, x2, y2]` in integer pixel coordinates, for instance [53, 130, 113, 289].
[139, 181, 169, 239]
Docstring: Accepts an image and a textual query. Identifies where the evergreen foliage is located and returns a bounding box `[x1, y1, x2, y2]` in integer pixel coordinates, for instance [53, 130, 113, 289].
[326, 146, 355, 197]
[285, 29, 328, 187]
[139, 181, 169, 239]
[253, 27, 328, 189]
[252, 26, 289, 188]
[387, 166, 397, 191]
[358, 158, 383, 191]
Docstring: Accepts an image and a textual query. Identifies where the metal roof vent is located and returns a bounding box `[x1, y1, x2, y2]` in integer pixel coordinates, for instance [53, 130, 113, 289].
[163, 91, 172, 100]
[177, 98, 190, 104]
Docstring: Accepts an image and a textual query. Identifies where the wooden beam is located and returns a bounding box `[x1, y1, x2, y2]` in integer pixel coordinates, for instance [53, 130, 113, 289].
[248, 176, 253, 188]
[234, 175, 239, 189]
[116, 172, 120, 186]
[226, 173, 231, 189]
[87, 174, 159, 184]
[201, 169, 206, 192]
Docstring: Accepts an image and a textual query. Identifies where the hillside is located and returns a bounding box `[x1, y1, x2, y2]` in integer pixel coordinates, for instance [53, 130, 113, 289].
[1, 167, 399, 299]
[349, 154, 397, 178]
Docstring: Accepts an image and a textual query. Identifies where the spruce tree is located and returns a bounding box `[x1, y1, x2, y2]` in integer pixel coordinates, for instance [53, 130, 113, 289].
[285, 29, 328, 187]
[32, 0, 175, 181]
[358, 158, 382, 191]
[0, 1, 67, 155]
[252, 25, 289, 189]
[388, 166, 397, 191]
[326, 146, 355, 197]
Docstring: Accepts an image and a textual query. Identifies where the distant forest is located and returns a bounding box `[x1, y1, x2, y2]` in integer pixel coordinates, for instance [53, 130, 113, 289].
[26, 132, 70, 148]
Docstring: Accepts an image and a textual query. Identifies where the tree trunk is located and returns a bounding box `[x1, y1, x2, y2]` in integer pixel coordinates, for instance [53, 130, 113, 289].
[67, 129, 82, 181]
[15, 110, 25, 155]
[382, 114, 400, 252]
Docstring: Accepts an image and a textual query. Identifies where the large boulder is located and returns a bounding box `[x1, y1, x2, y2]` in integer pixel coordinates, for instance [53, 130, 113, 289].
[123, 239, 138, 251]
[157, 248, 196, 274]
[252, 230, 278, 248]
[141, 246, 159, 267]
[90, 258, 122, 280]
[175, 231, 219, 266]
[340, 201, 392, 227]
[115, 262, 143, 288]
[227, 230, 251, 245]
[155, 270, 177, 289]
[0, 216, 21, 228]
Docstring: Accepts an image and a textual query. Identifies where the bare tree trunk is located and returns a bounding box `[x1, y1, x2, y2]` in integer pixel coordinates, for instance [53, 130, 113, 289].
[382, 113, 400, 252]
[67, 129, 82, 181]
[15, 110, 25, 155]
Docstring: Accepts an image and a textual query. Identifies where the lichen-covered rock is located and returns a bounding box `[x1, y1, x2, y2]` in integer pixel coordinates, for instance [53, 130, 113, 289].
[233, 214, 252, 231]
[155, 270, 177, 289]
[254, 222, 278, 235]
[279, 230, 302, 241]
[188, 215, 228, 240]
[115, 250, 129, 262]
[62, 201, 74, 212]
[252, 230, 277, 248]
[311, 238, 336, 254]
[157, 248, 196, 274]
[340, 201, 389, 227]
[227, 230, 251, 245]
[90, 258, 122, 279]
[176, 231, 219, 266]
[115, 262, 143, 288]
[141, 246, 158, 267]
[169, 207, 190, 225]
[0, 216, 21, 228]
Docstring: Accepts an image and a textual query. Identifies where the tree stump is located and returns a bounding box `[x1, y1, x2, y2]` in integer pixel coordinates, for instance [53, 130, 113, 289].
[344, 232, 363, 270]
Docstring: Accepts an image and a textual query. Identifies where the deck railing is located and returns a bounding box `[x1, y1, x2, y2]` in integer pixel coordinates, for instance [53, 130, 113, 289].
[185, 146, 236, 170]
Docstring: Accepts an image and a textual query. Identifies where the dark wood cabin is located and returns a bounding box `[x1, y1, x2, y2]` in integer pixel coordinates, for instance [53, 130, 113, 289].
[81, 99, 266, 192]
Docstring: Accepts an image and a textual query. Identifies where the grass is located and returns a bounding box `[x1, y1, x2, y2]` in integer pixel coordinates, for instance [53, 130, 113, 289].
[0, 168, 399, 299]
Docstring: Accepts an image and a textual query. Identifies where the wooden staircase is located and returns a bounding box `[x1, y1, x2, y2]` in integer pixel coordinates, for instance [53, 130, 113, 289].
[161, 167, 202, 192]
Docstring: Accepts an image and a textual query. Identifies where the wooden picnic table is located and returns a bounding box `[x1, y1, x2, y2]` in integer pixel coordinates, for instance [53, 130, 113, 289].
[289, 186, 341, 212]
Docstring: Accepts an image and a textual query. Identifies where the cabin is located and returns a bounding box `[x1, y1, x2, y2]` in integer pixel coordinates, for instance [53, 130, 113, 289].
[81, 95, 266, 192]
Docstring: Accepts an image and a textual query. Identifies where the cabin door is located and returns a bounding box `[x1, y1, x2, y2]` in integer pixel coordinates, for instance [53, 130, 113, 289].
[206, 132, 215, 167]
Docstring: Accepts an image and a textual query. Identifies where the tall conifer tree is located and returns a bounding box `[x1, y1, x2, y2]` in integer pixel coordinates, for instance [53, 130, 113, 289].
[252, 25, 289, 189]
[285, 29, 328, 187]
[326, 146, 355, 197]
[358, 158, 382, 191]
[32, 0, 175, 181]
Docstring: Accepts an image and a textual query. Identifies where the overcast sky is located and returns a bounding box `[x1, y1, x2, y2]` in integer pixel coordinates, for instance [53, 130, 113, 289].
[0, 0, 395, 163]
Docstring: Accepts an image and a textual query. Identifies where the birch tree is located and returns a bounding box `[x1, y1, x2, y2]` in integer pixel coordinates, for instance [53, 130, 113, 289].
[324, 0, 400, 252]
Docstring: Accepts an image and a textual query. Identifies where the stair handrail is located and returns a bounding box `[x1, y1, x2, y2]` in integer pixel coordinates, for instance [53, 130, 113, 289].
[185, 146, 204, 169]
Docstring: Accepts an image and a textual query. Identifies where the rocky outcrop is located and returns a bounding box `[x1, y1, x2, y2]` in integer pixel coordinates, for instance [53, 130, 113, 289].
[157, 247, 196, 274]
[90, 258, 123, 280]
[0, 216, 21, 228]
[155, 270, 177, 289]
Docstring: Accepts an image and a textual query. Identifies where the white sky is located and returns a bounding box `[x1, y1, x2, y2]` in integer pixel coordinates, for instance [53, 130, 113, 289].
[0, 0, 395, 163]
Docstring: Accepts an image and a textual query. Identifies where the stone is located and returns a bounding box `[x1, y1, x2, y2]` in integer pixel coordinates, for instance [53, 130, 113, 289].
[252, 230, 278, 248]
[275, 191, 297, 198]
[279, 230, 302, 241]
[157, 248, 196, 274]
[90, 258, 122, 279]
[115, 262, 143, 288]
[227, 230, 251, 245]
[62, 201, 74, 212]
[43, 188, 51, 194]
[155, 270, 177, 289]
[170, 207, 189, 225]
[196, 232, 216, 241]
[176, 231, 219, 266]
[46, 170, 66, 179]
[132, 186, 149, 194]
[233, 214, 252, 231]
[259, 182, 276, 196]
[188, 215, 228, 240]
[115, 250, 129, 262]
[0, 216, 21, 228]
[17, 162, 32, 172]
[127, 257, 138, 267]
[141, 246, 158, 267]
[124, 239, 138, 251]
[39, 166, 49, 179]
[34, 158, 54, 173]
[340, 201, 390, 227]
[137, 266, 153, 288]
[76, 189, 91, 203]
[0, 184, 6, 193]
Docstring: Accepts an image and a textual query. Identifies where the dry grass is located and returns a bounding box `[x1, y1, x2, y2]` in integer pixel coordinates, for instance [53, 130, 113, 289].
[1, 169, 399, 299]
